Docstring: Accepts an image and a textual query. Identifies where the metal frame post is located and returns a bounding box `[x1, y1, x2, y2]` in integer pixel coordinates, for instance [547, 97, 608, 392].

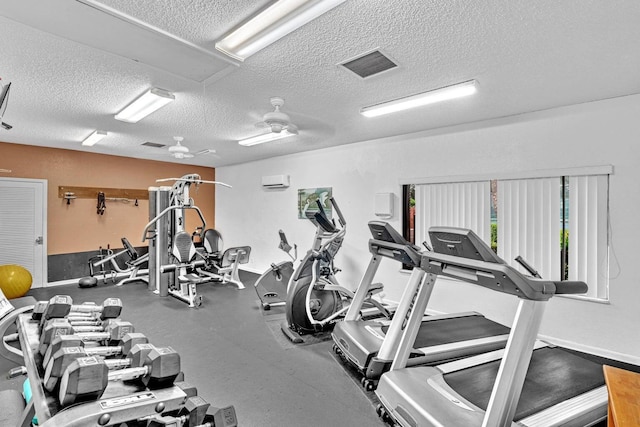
[157, 186, 171, 297]
[147, 187, 157, 292]
[482, 299, 546, 427]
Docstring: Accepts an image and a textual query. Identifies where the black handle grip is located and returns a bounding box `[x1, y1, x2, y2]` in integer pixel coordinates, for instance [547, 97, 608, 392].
[315, 211, 336, 233]
[553, 281, 588, 295]
[315, 199, 327, 217]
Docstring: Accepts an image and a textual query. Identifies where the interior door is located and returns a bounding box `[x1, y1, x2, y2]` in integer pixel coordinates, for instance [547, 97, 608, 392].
[0, 177, 47, 288]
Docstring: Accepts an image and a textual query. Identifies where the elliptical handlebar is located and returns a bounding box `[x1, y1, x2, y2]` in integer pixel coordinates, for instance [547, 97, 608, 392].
[313, 200, 336, 233]
[330, 197, 346, 227]
[278, 230, 297, 262]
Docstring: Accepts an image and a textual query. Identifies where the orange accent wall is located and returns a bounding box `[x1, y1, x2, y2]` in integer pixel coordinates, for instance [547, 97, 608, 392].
[0, 141, 215, 255]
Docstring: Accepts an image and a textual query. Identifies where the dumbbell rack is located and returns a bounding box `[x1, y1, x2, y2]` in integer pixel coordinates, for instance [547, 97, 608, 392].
[15, 314, 188, 427]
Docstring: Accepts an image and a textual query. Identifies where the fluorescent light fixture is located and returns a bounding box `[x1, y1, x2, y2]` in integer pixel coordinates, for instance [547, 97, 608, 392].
[82, 130, 107, 146]
[238, 129, 297, 146]
[216, 0, 346, 61]
[115, 88, 175, 123]
[360, 80, 478, 118]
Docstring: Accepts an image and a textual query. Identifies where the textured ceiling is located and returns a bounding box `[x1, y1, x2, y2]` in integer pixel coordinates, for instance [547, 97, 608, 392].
[1, 0, 639, 167]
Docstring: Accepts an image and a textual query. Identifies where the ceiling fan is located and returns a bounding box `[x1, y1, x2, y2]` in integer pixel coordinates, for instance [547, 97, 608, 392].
[168, 136, 217, 159]
[255, 97, 297, 133]
[239, 97, 298, 146]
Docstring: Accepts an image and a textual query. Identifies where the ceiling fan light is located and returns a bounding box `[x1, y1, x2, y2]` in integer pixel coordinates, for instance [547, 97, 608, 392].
[115, 88, 175, 123]
[215, 0, 346, 61]
[360, 80, 477, 118]
[82, 130, 107, 146]
[238, 128, 297, 146]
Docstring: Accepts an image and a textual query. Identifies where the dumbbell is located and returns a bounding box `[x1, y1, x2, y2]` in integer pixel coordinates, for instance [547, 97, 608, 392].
[64, 300, 122, 323]
[32, 295, 122, 324]
[43, 341, 155, 392]
[58, 346, 181, 406]
[39, 318, 134, 356]
[40, 314, 119, 337]
[42, 331, 148, 369]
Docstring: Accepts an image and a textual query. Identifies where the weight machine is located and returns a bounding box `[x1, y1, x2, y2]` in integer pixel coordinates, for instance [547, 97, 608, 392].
[78, 238, 149, 288]
[142, 174, 251, 308]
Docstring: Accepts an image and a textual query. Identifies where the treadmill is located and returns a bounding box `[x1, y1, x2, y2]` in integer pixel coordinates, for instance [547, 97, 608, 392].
[375, 226, 606, 426]
[331, 221, 510, 389]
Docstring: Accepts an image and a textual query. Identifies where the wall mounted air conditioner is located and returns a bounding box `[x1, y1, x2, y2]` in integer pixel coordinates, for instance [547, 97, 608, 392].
[261, 174, 290, 188]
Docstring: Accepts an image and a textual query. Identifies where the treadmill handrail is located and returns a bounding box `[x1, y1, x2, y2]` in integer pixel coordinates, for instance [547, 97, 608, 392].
[368, 238, 422, 268]
[421, 251, 587, 301]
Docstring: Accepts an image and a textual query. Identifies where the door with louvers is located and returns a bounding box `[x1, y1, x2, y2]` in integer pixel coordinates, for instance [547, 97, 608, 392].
[0, 178, 47, 288]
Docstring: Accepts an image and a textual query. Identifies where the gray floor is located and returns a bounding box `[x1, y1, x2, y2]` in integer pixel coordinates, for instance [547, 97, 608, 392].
[4, 272, 386, 427]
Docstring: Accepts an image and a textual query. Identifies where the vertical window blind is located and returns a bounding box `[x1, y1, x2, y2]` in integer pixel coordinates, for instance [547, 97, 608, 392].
[408, 169, 609, 301]
[497, 178, 561, 280]
[568, 175, 609, 299]
[415, 181, 491, 247]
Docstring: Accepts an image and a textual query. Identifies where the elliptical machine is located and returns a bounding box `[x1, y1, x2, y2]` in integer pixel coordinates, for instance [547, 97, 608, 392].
[254, 230, 297, 310]
[281, 197, 391, 343]
[281, 197, 345, 343]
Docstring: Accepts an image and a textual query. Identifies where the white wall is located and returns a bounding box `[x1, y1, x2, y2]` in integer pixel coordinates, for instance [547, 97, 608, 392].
[217, 93, 640, 363]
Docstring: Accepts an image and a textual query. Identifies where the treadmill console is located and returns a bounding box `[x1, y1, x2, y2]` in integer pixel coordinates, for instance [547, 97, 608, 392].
[368, 221, 421, 267]
[369, 221, 408, 245]
[429, 226, 504, 264]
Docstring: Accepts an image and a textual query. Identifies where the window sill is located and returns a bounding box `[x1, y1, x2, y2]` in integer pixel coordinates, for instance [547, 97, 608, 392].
[556, 294, 610, 304]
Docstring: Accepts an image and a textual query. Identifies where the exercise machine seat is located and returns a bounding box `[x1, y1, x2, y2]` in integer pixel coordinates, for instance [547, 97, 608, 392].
[220, 246, 251, 267]
[171, 231, 209, 285]
[202, 229, 223, 259]
[172, 232, 198, 264]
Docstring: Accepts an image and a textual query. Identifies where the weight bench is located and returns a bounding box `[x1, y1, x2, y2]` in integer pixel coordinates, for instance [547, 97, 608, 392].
[80, 237, 149, 288]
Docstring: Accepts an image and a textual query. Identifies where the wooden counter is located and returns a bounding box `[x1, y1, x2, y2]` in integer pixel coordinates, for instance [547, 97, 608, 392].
[603, 364, 640, 427]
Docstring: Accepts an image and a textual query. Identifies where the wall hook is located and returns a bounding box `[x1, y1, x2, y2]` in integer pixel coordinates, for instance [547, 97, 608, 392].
[97, 192, 106, 215]
[63, 192, 76, 205]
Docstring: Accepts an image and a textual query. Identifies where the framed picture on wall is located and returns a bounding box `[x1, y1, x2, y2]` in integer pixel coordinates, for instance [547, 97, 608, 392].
[298, 187, 332, 219]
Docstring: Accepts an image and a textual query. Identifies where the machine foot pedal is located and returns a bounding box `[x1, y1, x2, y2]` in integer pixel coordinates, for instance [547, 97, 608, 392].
[280, 321, 304, 344]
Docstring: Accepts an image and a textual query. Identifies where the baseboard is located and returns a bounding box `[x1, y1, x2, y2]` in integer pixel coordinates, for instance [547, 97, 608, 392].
[240, 266, 263, 275]
[45, 278, 82, 288]
[539, 334, 640, 366]
[47, 267, 253, 288]
[46, 270, 149, 288]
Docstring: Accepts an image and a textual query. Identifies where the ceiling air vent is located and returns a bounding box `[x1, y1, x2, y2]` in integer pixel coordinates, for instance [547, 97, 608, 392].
[339, 49, 398, 79]
[142, 141, 166, 148]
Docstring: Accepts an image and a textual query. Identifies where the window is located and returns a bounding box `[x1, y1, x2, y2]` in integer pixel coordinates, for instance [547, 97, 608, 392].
[402, 166, 611, 301]
[402, 184, 415, 246]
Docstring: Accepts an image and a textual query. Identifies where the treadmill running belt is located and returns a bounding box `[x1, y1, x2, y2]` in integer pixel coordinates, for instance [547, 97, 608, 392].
[444, 347, 605, 421]
[381, 315, 510, 349]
